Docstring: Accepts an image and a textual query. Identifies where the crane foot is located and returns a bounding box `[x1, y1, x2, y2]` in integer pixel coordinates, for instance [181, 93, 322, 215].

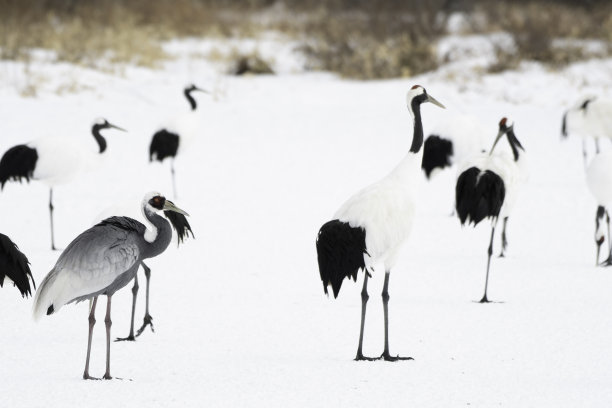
[135, 314, 155, 337]
[380, 351, 414, 361]
[115, 334, 136, 342]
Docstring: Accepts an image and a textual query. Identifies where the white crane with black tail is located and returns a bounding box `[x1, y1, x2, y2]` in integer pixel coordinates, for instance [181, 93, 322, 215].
[586, 149, 612, 265]
[0, 118, 126, 250]
[150, 84, 209, 198]
[455, 117, 525, 303]
[33, 192, 190, 380]
[0, 233, 35, 297]
[316, 85, 445, 361]
[562, 96, 612, 165]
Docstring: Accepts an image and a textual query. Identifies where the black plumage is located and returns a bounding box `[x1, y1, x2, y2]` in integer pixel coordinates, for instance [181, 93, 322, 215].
[316, 220, 367, 298]
[164, 207, 195, 244]
[149, 130, 179, 162]
[422, 135, 453, 178]
[0, 145, 38, 189]
[456, 167, 505, 226]
[0, 233, 35, 297]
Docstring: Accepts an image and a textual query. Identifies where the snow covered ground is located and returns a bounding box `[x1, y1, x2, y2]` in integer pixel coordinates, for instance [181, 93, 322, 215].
[2, 35, 612, 407]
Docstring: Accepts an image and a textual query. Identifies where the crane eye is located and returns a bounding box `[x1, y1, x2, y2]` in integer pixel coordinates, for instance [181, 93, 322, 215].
[149, 196, 165, 209]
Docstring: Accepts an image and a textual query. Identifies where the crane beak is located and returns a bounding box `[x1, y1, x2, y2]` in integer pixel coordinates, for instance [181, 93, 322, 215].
[163, 200, 189, 216]
[426, 94, 445, 109]
[108, 123, 127, 132]
[193, 87, 210, 94]
[489, 129, 505, 155]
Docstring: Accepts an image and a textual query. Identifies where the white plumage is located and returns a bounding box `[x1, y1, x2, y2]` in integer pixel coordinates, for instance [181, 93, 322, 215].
[586, 150, 612, 264]
[562, 97, 612, 164]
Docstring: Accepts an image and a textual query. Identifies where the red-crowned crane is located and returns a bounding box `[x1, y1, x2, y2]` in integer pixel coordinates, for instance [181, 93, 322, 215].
[586, 150, 612, 265]
[149, 84, 209, 198]
[316, 85, 445, 361]
[33, 192, 190, 380]
[0, 233, 35, 297]
[562, 96, 612, 165]
[0, 118, 125, 250]
[455, 117, 526, 303]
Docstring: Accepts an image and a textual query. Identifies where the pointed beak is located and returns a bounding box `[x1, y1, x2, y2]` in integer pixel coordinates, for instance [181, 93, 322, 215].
[489, 129, 505, 155]
[163, 200, 189, 216]
[193, 87, 210, 94]
[426, 94, 445, 109]
[107, 122, 127, 132]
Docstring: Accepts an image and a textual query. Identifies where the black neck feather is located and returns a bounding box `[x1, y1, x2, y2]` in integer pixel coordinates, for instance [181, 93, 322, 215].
[184, 89, 197, 111]
[506, 129, 524, 162]
[409, 96, 425, 153]
[92, 125, 107, 153]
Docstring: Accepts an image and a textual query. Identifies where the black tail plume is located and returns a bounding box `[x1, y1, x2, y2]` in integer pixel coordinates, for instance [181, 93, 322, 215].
[0, 145, 38, 189]
[150, 130, 179, 162]
[316, 220, 367, 298]
[422, 135, 453, 178]
[456, 167, 505, 226]
[0, 233, 35, 297]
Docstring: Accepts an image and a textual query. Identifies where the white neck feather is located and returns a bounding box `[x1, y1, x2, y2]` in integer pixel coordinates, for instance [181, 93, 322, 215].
[142, 205, 159, 243]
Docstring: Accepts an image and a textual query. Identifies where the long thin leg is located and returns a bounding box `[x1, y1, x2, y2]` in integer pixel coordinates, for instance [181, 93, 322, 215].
[136, 262, 154, 337]
[171, 159, 177, 199]
[103, 295, 113, 380]
[499, 217, 509, 258]
[354, 272, 377, 361]
[83, 296, 99, 380]
[49, 188, 56, 251]
[115, 275, 139, 342]
[381, 271, 412, 361]
[606, 211, 611, 254]
[480, 226, 496, 303]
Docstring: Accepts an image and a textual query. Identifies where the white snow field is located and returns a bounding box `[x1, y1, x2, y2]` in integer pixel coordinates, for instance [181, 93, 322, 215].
[2, 37, 612, 407]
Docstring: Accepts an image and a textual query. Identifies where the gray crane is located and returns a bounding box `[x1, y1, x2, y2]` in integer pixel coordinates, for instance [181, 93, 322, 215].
[33, 192, 191, 380]
[0, 233, 35, 297]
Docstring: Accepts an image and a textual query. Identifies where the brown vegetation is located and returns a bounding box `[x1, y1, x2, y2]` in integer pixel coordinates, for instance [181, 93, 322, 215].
[0, 0, 610, 78]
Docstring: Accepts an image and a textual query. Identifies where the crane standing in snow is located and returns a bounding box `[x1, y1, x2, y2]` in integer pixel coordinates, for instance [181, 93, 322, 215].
[316, 85, 445, 361]
[149, 84, 209, 198]
[0, 118, 125, 250]
[562, 96, 612, 165]
[33, 192, 190, 380]
[0, 233, 35, 297]
[455, 118, 525, 303]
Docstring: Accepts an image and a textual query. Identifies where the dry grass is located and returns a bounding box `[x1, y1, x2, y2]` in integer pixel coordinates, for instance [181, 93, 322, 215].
[0, 0, 610, 79]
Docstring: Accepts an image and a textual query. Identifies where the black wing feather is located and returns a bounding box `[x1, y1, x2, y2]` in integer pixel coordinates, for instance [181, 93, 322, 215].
[0, 145, 38, 189]
[150, 130, 179, 162]
[0, 233, 35, 297]
[422, 135, 453, 178]
[316, 220, 367, 298]
[456, 167, 505, 226]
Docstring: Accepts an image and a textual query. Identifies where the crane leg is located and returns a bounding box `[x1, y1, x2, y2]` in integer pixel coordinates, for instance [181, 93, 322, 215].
[83, 296, 99, 380]
[480, 226, 496, 303]
[103, 295, 113, 380]
[380, 271, 413, 361]
[171, 160, 177, 199]
[115, 275, 139, 342]
[136, 262, 154, 337]
[606, 210, 611, 254]
[498, 217, 509, 258]
[49, 188, 57, 251]
[582, 139, 588, 167]
[354, 272, 377, 361]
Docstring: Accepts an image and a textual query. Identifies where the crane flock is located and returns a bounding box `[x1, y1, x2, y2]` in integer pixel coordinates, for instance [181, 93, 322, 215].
[0, 80, 609, 381]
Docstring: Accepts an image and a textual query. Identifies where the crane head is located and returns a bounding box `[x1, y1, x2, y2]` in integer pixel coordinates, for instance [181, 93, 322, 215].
[143, 192, 189, 216]
[185, 84, 210, 94]
[92, 117, 127, 133]
[406, 85, 445, 111]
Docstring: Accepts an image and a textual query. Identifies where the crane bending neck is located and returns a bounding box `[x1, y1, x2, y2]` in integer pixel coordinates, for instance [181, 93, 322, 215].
[141, 206, 173, 259]
[185, 89, 197, 111]
[92, 125, 107, 153]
